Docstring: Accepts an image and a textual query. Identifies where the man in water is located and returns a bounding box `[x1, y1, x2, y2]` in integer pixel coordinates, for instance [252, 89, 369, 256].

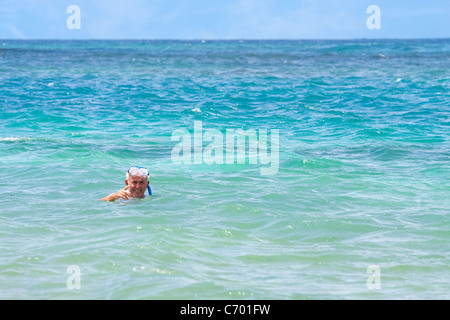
[101, 166, 152, 201]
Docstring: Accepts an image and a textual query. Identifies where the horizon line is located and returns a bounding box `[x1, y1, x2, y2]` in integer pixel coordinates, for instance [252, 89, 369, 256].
[2, 37, 450, 42]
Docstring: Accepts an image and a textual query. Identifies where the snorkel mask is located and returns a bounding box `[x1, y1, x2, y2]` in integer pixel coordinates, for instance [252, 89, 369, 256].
[127, 166, 152, 196]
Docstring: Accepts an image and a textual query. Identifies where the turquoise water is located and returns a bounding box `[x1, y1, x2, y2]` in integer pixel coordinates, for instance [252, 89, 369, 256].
[0, 40, 449, 299]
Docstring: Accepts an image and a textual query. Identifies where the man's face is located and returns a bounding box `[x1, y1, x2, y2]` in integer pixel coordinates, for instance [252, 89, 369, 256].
[126, 175, 149, 198]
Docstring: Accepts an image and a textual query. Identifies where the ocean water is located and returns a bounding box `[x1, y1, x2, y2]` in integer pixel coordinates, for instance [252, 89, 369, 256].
[0, 39, 449, 300]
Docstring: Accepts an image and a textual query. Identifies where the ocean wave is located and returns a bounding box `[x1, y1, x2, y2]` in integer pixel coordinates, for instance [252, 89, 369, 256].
[0, 137, 37, 142]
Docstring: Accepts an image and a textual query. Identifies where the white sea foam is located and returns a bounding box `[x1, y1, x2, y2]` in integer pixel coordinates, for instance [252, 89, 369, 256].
[0, 137, 33, 142]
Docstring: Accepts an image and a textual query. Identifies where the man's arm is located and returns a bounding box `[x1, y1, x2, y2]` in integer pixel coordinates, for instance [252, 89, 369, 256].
[100, 185, 130, 201]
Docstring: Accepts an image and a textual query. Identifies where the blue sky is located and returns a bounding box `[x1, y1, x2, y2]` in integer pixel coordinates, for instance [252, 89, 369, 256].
[0, 0, 449, 39]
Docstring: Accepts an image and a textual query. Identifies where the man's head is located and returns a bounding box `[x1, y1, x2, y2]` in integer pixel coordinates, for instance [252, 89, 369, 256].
[125, 166, 150, 198]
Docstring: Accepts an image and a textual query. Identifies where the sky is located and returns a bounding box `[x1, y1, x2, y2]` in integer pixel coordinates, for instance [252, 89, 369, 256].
[0, 0, 449, 39]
